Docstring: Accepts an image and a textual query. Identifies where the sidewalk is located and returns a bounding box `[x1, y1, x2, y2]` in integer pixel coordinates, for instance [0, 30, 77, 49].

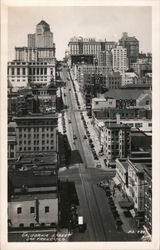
[109, 180, 138, 233]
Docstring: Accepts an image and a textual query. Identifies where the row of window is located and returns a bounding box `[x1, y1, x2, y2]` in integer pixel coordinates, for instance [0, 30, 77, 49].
[18, 222, 55, 228]
[18, 122, 55, 126]
[19, 134, 54, 138]
[29, 68, 47, 75]
[18, 146, 54, 151]
[19, 139, 54, 144]
[17, 206, 49, 214]
[18, 128, 54, 132]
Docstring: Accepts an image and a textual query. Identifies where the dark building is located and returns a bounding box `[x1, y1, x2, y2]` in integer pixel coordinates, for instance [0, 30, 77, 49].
[119, 32, 139, 68]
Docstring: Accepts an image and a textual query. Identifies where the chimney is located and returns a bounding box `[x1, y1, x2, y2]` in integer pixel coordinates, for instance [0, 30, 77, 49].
[116, 113, 120, 124]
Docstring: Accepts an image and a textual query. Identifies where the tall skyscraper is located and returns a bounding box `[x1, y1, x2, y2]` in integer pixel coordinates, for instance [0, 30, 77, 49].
[8, 20, 56, 88]
[119, 32, 139, 68]
[111, 46, 128, 73]
[28, 20, 53, 48]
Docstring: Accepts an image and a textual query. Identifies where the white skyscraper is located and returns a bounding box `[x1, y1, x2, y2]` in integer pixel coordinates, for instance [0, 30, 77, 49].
[111, 46, 128, 73]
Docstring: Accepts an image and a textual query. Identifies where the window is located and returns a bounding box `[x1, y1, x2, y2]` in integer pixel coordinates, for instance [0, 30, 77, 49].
[146, 100, 150, 105]
[30, 223, 34, 228]
[37, 68, 39, 75]
[17, 68, 20, 75]
[41, 68, 43, 75]
[11, 68, 14, 75]
[45, 206, 49, 213]
[148, 123, 152, 127]
[30, 207, 35, 213]
[22, 68, 25, 75]
[44, 68, 47, 75]
[17, 207, 22, 214]
[19, 223, 24, 228]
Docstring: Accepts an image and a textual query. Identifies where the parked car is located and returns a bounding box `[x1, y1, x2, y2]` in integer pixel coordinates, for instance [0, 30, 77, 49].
[73, 135, 77, 140]
[96, 163, 102, 168]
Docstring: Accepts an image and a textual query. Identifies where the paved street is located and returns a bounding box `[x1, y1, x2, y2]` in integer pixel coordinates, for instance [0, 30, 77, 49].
[58, 65, 141, 241]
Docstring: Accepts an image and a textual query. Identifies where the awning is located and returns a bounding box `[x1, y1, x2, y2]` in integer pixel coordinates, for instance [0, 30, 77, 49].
[112, 176, 121, 186]
[130, 209, 136, 217]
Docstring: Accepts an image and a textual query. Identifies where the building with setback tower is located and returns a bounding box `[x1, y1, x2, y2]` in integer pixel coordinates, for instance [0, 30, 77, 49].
[8, 20, 56, 88]
[119, 32, 139, 68]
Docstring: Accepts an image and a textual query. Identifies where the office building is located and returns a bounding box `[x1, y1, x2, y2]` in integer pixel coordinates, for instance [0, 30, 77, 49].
[68, 37, 116, 65]
[112, 46, 128, 73]
[8, 20, 56, 88]
[15, 113, 58, 156]
[119, 32, 139, 68]
[102, 123, 131, 166]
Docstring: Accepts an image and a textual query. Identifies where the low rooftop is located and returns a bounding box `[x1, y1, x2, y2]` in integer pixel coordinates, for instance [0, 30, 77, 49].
[10, 192, 57, 202]
[9, 171, 57, 188]
[104, 89, 151, 100]
[16, 153, 57, 166]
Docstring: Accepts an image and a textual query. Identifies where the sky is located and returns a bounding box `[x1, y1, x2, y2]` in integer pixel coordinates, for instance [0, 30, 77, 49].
[8, 6, 152, 60]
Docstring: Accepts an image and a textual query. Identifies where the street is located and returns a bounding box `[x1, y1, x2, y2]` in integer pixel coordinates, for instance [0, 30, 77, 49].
[58, 65, 140, 241]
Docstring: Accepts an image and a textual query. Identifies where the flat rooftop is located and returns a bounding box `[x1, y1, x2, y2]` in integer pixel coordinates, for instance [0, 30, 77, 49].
[9, 171, 57, 188]
[10, 192, 57, 202]
[17, 153, 57, 166]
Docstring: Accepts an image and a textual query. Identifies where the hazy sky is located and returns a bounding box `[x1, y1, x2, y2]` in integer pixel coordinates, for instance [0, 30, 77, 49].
[8, 6, 152, 60]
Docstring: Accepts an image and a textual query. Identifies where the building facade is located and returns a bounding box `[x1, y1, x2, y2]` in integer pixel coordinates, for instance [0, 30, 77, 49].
[119, 32, 139, 68]
[121, 72, 138, 86]
[102, 123, 131, 165]
[112, 46, 128, 73]
[68, 37, 116, 65]
[15, 114, 58, 156]
[8, 172, 58, 229]
[144, 167, 152, 235]
[8, 20, 56, 88]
